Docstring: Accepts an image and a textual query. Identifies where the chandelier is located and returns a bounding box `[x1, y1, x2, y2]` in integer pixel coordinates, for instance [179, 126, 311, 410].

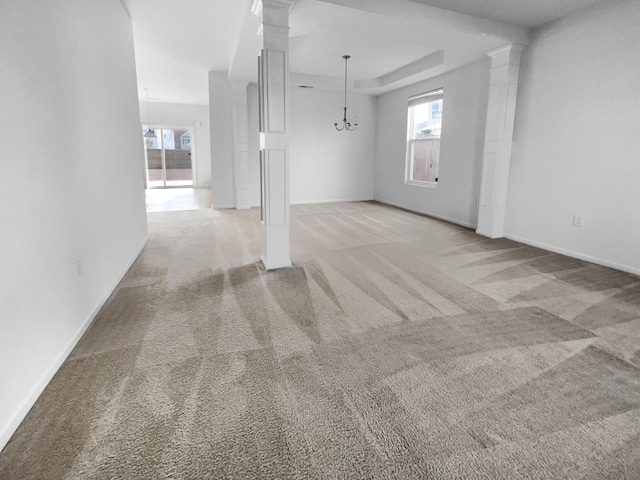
[334, 55, 358, 131]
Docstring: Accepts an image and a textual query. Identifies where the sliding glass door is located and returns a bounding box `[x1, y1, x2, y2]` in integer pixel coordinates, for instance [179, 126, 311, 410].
[143, 127, 194, 188]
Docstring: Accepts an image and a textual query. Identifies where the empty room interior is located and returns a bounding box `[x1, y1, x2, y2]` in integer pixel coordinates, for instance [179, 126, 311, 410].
[1, 0, 640, 478]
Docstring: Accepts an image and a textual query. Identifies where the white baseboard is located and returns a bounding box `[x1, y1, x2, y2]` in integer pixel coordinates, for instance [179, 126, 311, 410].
[475, 229, 501, 239]
[211, 204, 260, 210]
[260, 255, 292, 271]
[373, 197, 638, 276]
[504, 233, 640, 277]
[211, 199, 374, 209]
[0, 235, 150, 452]
[374, 197, 477, 230]
[291, 197, 374, 206]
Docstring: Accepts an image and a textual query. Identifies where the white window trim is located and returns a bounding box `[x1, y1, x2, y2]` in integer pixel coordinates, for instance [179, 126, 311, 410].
[405, 88, 443, 188]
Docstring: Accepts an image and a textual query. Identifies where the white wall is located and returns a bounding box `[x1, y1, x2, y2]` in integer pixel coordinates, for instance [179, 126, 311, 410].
[374, 60, 490, 228]
[505, 0, 640, 275]
[0, 0, 149, 450]
[209, 81, 377, 208]
[139, 102, 212, 187]
[209, 72, 236, 208]
[290, 88, 377, 204]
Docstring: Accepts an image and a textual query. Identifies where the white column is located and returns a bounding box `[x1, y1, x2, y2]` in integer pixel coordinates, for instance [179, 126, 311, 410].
[476, 44, 525, 239]
[258, 0, 294, 270]
[231, 80, 251, 210]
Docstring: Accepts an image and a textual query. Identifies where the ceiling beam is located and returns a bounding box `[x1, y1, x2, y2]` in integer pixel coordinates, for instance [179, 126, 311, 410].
[229, 0, 299, 82]
[228, 0, 262, 82]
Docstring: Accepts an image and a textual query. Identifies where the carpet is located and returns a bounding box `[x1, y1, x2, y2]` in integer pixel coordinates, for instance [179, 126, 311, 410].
[1, 201, 639, 479]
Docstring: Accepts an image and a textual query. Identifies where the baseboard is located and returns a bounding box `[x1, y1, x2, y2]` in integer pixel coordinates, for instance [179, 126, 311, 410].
[0, 234, 150, 453]
[212, 199, 375, 209]
[291, 197, 374, 206]
[475, 228, 501, 239]
[374, 197, 477, 230]
[504, 233, 640, 277]
[211, 204, 260, 210]
[373, 198, 639, 276]
[260, 255, 292, 271]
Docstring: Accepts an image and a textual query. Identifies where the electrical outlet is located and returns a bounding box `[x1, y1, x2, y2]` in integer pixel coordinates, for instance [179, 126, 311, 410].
[572, 215, 584, 227]
[471, 197, 478, 207]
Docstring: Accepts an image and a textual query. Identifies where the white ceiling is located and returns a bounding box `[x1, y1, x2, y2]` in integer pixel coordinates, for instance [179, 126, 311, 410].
[123, 0, 248, 105]
[407, 0, 606, 28]
[125, 0, 608, 105]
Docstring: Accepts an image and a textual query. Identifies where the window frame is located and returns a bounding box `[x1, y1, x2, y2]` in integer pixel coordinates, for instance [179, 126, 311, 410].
[404, 88, 444, 188]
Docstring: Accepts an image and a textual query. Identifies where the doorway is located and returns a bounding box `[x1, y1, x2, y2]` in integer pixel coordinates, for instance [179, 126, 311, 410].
[143, 127, 194, 188]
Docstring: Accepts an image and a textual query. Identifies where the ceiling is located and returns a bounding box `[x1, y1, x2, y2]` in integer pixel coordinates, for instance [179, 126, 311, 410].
[124, 0, 607, 105]
[407, 0, 605, 28]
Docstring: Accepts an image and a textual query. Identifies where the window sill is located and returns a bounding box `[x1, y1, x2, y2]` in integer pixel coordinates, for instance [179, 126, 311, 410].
[405, 180, 438, 188]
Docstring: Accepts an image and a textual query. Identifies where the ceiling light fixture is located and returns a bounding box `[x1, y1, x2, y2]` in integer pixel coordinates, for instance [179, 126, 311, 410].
[334, 55, 357, 132]
[143, 88, 156, 138]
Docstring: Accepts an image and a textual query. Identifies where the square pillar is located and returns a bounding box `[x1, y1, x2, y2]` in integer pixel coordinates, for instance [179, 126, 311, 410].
[476, 44, 525, 239]
[258, 0, 295, 270]
[231, 81, 251, 210]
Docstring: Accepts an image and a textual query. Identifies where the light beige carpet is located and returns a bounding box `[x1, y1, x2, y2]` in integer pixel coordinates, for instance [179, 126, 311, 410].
[1, 201, 639, 479]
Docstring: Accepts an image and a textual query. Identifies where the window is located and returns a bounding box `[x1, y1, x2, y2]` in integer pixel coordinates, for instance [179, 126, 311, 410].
[180, 131, 191, 149]
[406, 88, 443, 186]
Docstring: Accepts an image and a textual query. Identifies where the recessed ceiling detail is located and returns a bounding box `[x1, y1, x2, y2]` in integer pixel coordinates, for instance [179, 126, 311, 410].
[285, 0, 529, 95]
[126, 0, 608, 103]
[405, 0, 606, 28]
[354, 51, 445, 90]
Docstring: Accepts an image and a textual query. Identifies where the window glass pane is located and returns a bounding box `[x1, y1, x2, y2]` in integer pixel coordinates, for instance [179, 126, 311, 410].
[412, 103, 431, 138]
[411, 138, 440, 183]
[164, 129, 193, 187]
[143, 127, 163, 188]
